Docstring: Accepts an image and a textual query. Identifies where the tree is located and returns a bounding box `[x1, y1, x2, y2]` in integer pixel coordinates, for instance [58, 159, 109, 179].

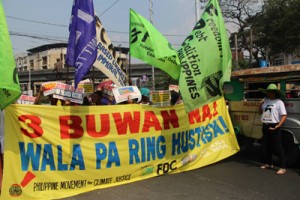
[258, 0, 300, 56]
[224, 0, 300, 67]
[220, 0, 264, 68]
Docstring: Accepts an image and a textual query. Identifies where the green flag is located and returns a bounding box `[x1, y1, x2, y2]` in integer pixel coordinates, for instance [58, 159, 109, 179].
[178, 0, 232, 112]
[0, 1, 21, 110]
[129, 9, 180, 80]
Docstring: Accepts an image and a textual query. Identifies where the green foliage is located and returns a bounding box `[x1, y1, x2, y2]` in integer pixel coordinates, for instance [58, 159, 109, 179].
[243, 0, 300, 57]
[261, 0, 300, 55]
[238, 59, 250, 69]
[225, 0, 300, 67]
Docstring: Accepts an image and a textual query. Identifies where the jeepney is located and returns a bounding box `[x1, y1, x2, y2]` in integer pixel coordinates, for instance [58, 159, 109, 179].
[225, 64, 300, 166]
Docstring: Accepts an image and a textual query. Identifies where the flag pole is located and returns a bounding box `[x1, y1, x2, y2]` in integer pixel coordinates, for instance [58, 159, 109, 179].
[195, 0, 200, 22]
[129, 52, 131, 84]
[149, 0, 155, 90]
[66, 65, 69, 84]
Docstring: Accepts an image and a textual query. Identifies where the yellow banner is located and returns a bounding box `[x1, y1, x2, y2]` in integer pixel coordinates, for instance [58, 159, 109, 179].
[1, 97, 239, 200]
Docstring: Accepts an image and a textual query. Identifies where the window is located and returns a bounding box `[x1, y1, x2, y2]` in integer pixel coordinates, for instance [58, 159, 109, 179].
[42, 56, 47, 65]
[30, 60, 34, 68]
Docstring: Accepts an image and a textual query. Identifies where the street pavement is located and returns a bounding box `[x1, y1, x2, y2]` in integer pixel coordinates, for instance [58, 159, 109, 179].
[62, 145, 300, 200]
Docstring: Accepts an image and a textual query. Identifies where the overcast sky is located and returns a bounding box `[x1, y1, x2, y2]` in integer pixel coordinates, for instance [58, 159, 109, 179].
[3, 0, 209, 56]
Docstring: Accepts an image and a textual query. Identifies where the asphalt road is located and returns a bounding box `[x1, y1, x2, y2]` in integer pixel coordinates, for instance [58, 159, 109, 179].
[62, 145, 300, 200]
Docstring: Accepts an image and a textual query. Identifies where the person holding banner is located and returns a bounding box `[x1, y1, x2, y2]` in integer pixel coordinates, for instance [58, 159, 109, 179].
[87, 91, 102, 105]
[124, 95, 137, 104]
[170, 90, 182, 106]
[34, 86, 63, 106]
[34, 87, 44, 105]
[65, 99, 72, 106]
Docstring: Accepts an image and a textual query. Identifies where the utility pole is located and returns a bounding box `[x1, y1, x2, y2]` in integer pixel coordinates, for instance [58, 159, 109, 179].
[28, 62, 31, 95]
[235, 33, 238, 70]
[24, 56, 32, 96]
[198, 1, 208, 22]
[149, 0, 155, 90]
[249, 28, 253, 68]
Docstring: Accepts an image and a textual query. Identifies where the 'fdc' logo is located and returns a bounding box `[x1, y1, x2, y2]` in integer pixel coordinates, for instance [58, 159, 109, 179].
[156, 160, 177, 175]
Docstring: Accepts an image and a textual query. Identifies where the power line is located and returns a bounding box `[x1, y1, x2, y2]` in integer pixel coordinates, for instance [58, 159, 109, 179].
[10, 31, 181, 45]
[10, 31, 183, 49]
[8, 3, 187, 51]
[7, 16, 67, 28]
[7, 15, 187, 37]
[98, 0, 120, 17]
[10, 31, 68, 44]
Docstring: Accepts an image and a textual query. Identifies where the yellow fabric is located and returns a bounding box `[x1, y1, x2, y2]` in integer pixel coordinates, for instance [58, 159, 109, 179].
[1, 97, 239, 200]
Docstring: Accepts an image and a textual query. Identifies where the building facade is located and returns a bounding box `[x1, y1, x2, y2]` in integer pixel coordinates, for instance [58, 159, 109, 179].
[15, 43, 167, 95]
[15, 43, 67, 72]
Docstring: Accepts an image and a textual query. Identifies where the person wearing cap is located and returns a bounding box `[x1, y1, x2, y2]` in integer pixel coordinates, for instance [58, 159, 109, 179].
[258, 83, 287, 175]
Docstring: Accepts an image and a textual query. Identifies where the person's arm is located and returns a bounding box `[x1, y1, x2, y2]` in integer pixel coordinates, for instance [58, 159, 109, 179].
[270, 115, 287, 130]
[270, 101, 287, 130]
[277, 115, 287, 128]
[34, 86, 44, 105]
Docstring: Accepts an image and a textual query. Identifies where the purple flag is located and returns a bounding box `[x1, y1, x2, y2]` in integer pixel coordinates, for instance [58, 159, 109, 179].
[66, 0, 97, 88]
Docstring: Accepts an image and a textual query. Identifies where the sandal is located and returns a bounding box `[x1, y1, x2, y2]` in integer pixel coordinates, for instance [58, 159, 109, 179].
[260, 164, 273, 169]
[276, 168, 286, 175]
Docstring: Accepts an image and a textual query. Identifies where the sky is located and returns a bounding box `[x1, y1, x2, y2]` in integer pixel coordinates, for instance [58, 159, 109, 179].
[3, 0, 208, 59]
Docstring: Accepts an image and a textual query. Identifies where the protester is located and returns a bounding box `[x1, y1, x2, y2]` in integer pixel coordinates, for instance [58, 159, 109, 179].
[33, 86, 43, 105]
[138, 87, 151, 105]
[65, 99, 72, 106]
[53, 58, 63, 80]
[126, 95, 138, 104]
[258, 83, 287, 175]
[34, 86, 64, 105]
[97, 80, 117, 105]
[87, 91, 103, 105]
[100, 95, 115, 105]
[170, 90, 182, 105]
[140, 74, 148, 87]
[82, 96, 91, 106]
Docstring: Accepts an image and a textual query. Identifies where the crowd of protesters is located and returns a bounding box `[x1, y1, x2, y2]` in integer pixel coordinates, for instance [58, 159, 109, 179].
[33, 82, 182, 107]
